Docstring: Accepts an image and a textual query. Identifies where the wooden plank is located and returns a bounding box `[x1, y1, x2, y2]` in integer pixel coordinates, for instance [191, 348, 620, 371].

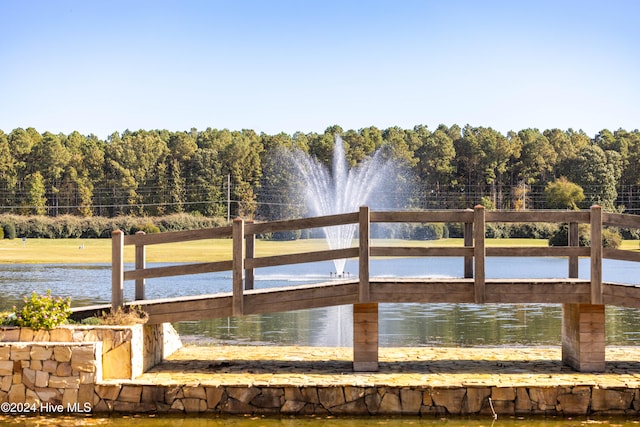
[464, 217, 473, 278]
[124, 226, 232, 246]
[246, 248, 358, 269]
[359, 206, 370, 303]
[485, 246, 589, 257]
[232, 218, 244, 316]
[602, 282, 640, 309]
[604, 248, 640, 262]
[474, 205, 485, 303]
[112, 230, 124, 309]
[371, 246, 472, 257]
[135, 292, 233, 314]
[124, 260, 233, 281]
[590, 206, 603, 304]
[246, 212, 359, 235]
[569, 222, 579, 278]
[486, 281, 591, 304]
[370, 210, 473, 223]
[603, 212, 640, 229]
[134, 231, 146, 300]
[243, 281, 359, 313]
[245, 222, 255, 290]
[486, 210, 590, 223]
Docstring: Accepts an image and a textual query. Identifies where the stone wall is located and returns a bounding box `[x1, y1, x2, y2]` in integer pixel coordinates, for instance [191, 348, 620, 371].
[0, 324, 182, 380]
[0, 323, 182, 415]
[87, 384, 640, 415]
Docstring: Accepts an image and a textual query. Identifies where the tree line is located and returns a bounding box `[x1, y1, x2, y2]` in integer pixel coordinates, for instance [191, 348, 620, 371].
[0, 124, 639, 220]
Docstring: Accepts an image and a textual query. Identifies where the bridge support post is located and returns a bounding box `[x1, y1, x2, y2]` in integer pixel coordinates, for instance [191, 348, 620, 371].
[353, 303, 378, 372]
[561, 303, 605, 372]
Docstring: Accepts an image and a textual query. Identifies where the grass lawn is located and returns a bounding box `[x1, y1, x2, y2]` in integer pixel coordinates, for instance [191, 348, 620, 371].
[0, 236, 637, 264]
[1, 236, 623, 264]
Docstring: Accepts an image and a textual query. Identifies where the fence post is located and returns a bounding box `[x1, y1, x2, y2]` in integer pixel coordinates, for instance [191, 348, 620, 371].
[464, 208, 473, 278]
[568, 222, 579, 278]
[245, 220, 255, 290]
[135, 231, 146, 300]
[232, 217, 245, 316]
[359, 206, 370, 303]
[111, 230, 124, 310]
[590, 205, 603, 304]
[473, 205, 486, 303]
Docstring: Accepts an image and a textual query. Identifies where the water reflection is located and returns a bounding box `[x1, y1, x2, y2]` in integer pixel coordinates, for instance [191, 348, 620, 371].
[1, 258, 640, 347]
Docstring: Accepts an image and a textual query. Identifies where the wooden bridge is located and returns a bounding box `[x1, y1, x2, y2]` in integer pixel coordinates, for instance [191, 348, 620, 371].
[74, 205, 640, 372]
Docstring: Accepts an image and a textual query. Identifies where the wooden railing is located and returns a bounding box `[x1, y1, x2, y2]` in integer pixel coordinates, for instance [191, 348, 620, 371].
[111, 205, 640, 311]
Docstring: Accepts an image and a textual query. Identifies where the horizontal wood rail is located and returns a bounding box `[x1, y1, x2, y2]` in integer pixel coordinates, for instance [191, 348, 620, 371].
[111, 205, 640, 311]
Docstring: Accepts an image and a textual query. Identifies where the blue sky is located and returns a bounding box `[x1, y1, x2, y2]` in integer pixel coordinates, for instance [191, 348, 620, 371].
[1, 0, 639, 138]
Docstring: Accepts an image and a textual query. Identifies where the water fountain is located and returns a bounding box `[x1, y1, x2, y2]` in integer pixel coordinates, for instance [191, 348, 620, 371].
[289, 135, 406, 276]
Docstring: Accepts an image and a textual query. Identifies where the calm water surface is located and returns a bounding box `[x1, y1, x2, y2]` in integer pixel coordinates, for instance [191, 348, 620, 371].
[1, 257, 640, 346]
[2, 258, 640, 425]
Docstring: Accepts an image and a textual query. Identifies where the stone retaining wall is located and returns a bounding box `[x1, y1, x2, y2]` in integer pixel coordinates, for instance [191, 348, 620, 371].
[0, 324, 181, 380]
[0, 324, 182, 415]
[89, 384, 640, 416]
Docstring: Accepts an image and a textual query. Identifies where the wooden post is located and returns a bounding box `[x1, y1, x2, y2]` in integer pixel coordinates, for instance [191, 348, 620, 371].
[111, 230, 124, 310]
[473, 205, 486, 303]
[590, 205, 603, 304]
[464, 209, 473, 278]
[562, 206, 605, 372]
[353, 302, 378, 371]
[134, 231, 146, 300]
[562, 303, 605, 372]
[358, 206, 370, 303]
[245, 220, 255, 290]
[568, 222, 579, 279]
[232, 218, 245, 316]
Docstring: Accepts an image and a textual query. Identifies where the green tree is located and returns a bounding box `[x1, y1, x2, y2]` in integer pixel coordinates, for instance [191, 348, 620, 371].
[563, 145, 621, 209]
[24, 171, 47, 215]
[545, 177, 585, 210]
[0, 130, 17, 212]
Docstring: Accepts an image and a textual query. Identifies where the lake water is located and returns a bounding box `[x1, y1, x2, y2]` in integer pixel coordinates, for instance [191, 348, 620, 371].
[2, 257, 640, 346]
[3, 257, 640, 425]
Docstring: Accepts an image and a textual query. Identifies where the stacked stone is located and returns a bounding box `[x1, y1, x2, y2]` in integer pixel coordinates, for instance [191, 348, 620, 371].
[84, 384, 640, 416]
[0, 341, 99, 408]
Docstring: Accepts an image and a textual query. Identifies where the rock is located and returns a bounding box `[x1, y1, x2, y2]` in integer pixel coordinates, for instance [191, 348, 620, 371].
[49, 328, 72, 343]
[281, 400, 306, 414]
[592, 388, 634, 411]
[431, 388, 466, 414]
[467, 387, 491, 413]
[529, 387, 558, 411]
[227, 386, 260, 404]
[102, 343, 132, 379]
[54, 346, 72, 362]
[118, 385, 142, 403]
[558, 392, 590, 415]
[378, 391, 402, 414]
[205, 386, 223, 409]
[400, 388, 422, 414]
[318, 387, 345, 408]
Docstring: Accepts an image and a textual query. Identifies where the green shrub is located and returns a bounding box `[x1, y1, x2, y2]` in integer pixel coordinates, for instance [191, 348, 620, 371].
[549, 224, 590, 247]
[411, 223, 445, 240]
[602, 228, 622, 248]
[13, 290, 72, 330]
[3, 223, 16, 239]
[262, 230, 302, 241]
